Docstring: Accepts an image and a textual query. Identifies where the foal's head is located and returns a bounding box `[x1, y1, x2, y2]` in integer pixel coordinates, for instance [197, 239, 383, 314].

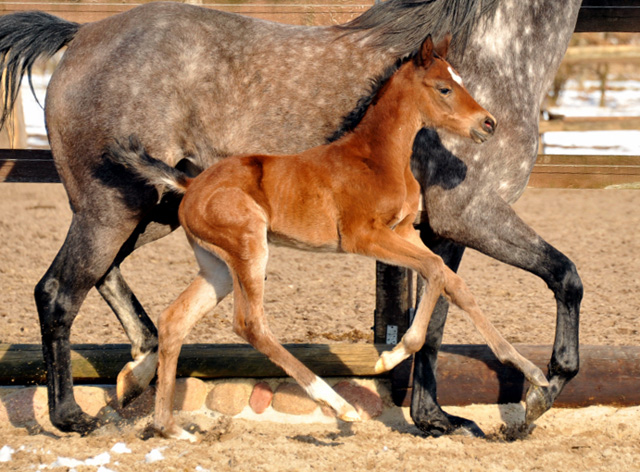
[409, 35, 496, 144]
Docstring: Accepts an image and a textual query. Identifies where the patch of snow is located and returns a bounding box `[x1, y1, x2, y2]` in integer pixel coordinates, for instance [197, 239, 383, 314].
[111, 442, 132, 454]
[0, 445, 14, 462]
[545, 79, 640, 156]
[542, 130, 640, 156]
[145, 447, 166, 464]
[50, 456, 84, 468]
[43, 452, 110, 470]
[85, 452, 110, 466]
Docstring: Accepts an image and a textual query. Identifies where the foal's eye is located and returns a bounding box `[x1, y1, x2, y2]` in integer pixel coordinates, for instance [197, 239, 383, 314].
[438, 87, 452, 96]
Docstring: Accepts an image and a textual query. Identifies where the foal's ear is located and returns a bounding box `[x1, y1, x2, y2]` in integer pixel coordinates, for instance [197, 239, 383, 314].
[434, 33, 452, 59]
[417, 35, 435, 68]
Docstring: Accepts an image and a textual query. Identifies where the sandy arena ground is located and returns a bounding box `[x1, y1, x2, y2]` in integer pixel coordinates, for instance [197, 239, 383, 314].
[0, 184, 638, 470]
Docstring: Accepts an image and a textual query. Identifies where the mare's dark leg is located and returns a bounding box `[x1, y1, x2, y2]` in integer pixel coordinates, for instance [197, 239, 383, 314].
[96, 266, 158, 359]
[35, 213, 141, 434]
[34, 175, 176, 433]
[409, 235, 483, 436]
[415, 191, 582, 435]
[96, 193, 181, 361]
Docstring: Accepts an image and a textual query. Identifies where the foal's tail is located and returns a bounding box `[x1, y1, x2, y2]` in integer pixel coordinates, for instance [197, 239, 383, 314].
[104, 136, 191, 194]
[0, 11, 79, 130]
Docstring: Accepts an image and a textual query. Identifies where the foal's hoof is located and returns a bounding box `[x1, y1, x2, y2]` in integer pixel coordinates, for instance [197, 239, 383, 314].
[337, 406, 362, 423]
[524, 384, 553, 426]
[116, 352, 158, 407]
[155, 424, 198, 443]
[522, 363, 549, 388]
[374, 347, 409, 374]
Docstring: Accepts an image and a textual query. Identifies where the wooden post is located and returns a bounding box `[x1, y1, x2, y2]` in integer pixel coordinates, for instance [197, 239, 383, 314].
[373, 263, 413, 345]
[0, 89, 26, 149]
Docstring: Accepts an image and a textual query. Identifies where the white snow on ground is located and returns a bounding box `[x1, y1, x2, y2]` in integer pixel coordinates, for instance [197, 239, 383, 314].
[38, 451, 111, 469]
[543, 79, 640, 155]
[21, 76, 640, 155]
[0, 445, 14, 462]
[0, 443, 165, 469]
[110, 442, 132, 454]
[144, 447, 166, 464]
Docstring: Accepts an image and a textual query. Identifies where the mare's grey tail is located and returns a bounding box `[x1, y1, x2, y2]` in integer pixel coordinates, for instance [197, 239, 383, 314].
[104, 136, 191, 194]
[0, 11, 79, 130]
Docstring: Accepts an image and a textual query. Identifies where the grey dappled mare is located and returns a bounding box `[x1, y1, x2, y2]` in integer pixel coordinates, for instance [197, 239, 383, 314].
[0, 0, 582, 435]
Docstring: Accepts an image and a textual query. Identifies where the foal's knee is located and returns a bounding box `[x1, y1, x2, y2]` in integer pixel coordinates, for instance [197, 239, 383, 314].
[401, 329, 426, 353]
[418, 257, 447, 293]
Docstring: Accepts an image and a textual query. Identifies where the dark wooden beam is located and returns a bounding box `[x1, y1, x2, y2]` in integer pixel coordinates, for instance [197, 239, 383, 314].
[0, 1, 638, 33]
[1, 343, 638, 407]
[0, 149, 58, 183]
[391, 344, 640, 408]
[576, 1, 640, 33]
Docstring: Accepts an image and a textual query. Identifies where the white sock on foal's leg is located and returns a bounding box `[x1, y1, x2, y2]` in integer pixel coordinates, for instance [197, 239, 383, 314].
[304, 376, 361, 422]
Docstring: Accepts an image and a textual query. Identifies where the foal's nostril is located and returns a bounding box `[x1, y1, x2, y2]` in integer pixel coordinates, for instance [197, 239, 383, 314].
[483, 117, 496, 134]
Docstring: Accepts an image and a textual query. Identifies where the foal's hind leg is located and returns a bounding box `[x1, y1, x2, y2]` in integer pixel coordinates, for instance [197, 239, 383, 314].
[225, 239, 361, 423]
[154, 246, 233, 441]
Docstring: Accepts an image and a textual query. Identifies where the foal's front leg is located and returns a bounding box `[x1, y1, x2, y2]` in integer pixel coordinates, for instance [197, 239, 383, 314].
[421, 189, 582, 428]
[347, 223, 547, 387]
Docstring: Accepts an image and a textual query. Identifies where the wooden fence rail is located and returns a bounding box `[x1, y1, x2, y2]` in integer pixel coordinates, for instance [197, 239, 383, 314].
[1, 343, 638, 407]
[0, 0, 638, 29]
[3, 150, 640, 190]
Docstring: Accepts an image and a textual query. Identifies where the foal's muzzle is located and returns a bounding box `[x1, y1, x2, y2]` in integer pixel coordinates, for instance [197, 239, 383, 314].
[471, 115, 497, 143]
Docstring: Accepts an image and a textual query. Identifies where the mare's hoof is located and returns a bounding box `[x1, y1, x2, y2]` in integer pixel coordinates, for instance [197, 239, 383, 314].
[526, 366, 550, 388]
[446, 414, 485, 438]
[415, 413, 484, 438]
[52, 408, 101, 436]
[116, 373, 146, 409]
[524, 384, 553, 426]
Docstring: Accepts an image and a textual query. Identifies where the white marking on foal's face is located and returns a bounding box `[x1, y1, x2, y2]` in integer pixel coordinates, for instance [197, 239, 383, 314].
[448, 66, 464, 86]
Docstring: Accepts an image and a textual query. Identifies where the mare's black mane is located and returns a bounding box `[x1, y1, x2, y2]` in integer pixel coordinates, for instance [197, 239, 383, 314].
[337, 0, 499, 57]
[328, 0, 499, 142]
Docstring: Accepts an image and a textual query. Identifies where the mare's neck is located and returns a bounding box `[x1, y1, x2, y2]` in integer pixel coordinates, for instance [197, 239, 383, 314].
[350, 63, 422, 170]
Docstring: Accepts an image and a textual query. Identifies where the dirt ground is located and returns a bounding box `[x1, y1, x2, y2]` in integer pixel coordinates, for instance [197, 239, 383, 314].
[0, 184, 638, 470]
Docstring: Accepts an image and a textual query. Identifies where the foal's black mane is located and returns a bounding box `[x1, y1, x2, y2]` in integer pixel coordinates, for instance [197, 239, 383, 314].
[337, 0, 499, 57]
[326, 55, 410, 143]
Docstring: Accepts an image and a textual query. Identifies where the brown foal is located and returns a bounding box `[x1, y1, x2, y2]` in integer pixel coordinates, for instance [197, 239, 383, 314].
[107, 35, 548, 441]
